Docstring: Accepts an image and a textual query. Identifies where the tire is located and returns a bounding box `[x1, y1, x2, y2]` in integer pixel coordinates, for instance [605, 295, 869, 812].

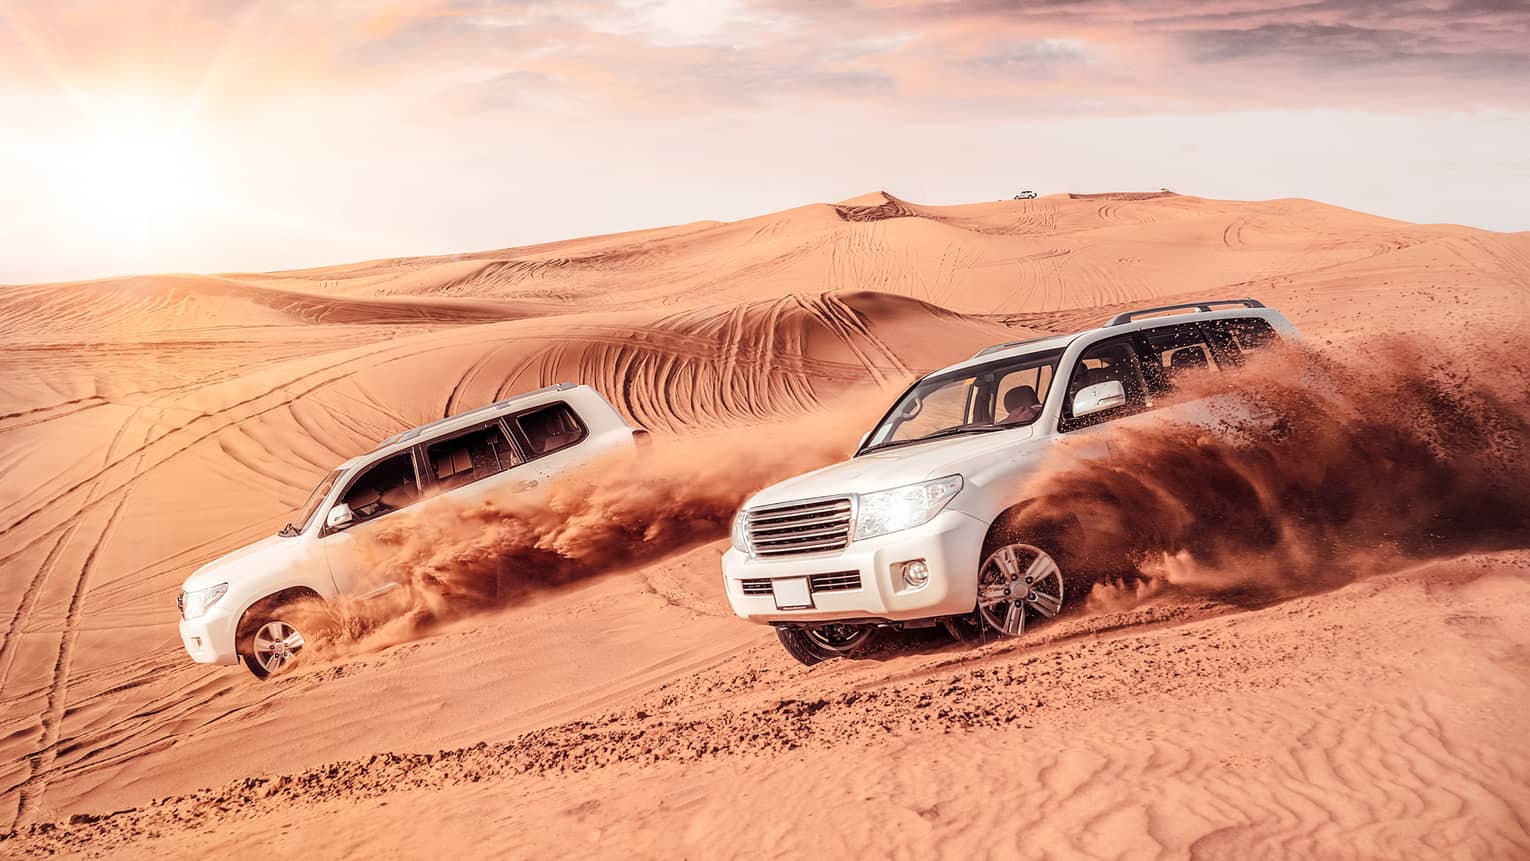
[941, 613, 986, 644]
[775, 624, 874, 667]
[237, 599, 312, 680]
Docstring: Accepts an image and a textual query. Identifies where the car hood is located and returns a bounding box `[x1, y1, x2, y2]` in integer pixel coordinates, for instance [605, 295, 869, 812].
[181, 534, 312, 592]
[745, 426, 1042, 508]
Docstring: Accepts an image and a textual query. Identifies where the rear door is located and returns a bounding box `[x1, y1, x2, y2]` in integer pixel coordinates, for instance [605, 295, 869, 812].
[1131, 316, 1284, 432]
[420, 418, 536, 501]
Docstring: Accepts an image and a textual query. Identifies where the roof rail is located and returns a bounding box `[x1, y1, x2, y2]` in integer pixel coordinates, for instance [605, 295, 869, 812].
[970, 335, 1053, 359]
[377, 382, 577, 448]
[1106, 298, 1264, 327]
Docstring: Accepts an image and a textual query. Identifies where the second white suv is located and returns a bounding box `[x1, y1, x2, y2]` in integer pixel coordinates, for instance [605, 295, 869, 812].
[177, 383, 645, 678]
[722, 299, 1298, 664]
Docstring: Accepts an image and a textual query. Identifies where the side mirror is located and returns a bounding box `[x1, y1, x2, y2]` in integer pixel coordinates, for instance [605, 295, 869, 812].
[326, 503, 356, 530]
[1072, 380, 1127, 419]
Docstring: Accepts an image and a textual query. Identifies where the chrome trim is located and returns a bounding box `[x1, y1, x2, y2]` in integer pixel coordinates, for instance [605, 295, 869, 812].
[744, 495, 855, 558]
[740, 571, 863, 595]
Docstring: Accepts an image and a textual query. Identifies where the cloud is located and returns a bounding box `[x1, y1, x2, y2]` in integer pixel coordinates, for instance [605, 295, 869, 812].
[3, 0, 1524, 122]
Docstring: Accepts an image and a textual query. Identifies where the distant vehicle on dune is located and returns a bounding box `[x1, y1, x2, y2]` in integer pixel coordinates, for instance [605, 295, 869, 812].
[721, 299, 1298, 665]
[1013, 191, 1037, 199]
[176, 384, 644, 678]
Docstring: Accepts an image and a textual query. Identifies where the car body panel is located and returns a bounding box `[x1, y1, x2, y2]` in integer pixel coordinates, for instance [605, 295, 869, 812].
[723, 303, 1299, 629]
[176, 383, 638, 667]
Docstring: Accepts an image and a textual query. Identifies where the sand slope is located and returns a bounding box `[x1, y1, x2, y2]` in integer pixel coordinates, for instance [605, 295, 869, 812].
[1, 191, 1528, 857]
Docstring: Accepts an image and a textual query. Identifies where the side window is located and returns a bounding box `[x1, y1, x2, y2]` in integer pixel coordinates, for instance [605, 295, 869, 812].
[515, 402, 588, 457]
[1059, 337, 1148, 432]
[340, 453, 420, 523]
[1138, 323, 1221, 393]
[425, 421, 522, 492]
[1222, 317, 1279, 352]
[995, 365, 1053, 426]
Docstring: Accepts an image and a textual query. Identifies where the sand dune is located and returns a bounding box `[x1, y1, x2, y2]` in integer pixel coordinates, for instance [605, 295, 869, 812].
[1, 191, 1528, 857]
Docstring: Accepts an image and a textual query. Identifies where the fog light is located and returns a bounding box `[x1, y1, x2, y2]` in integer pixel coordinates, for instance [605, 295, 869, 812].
[902, 559, 930, 587]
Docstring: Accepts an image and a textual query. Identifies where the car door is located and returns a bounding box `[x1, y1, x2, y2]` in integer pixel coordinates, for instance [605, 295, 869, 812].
[1135, 317, 1283, 433]
[1056, 335, 1152, 459]
[320, 450, 425, 597]
[418, 418, 536, 503]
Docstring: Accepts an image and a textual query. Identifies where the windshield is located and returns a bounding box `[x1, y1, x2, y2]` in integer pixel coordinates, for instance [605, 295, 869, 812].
[280, 470, 343, 536]
[862, 349, 1062, 453]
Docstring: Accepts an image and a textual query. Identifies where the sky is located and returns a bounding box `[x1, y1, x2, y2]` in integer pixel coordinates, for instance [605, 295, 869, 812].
[0, 0, 1526, 284]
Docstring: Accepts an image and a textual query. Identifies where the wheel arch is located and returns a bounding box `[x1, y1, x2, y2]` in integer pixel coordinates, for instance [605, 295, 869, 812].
[234, 585, 326, 646]
[979, 498, 1084, 561]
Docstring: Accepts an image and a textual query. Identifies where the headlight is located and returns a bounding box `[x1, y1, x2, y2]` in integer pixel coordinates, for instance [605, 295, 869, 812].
[854, 475, 963, 541]
[730, 509, 752, 554]
[179, 582, 229, 620]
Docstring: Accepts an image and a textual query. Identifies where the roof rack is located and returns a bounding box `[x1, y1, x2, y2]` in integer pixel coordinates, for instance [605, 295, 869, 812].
[1106, 298, 1264, 327]
[377, 382, 577, 448]
[970, 335, 1054, 359]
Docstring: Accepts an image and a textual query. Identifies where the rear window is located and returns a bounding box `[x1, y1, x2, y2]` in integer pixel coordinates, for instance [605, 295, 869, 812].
[515, 403, 587, 456]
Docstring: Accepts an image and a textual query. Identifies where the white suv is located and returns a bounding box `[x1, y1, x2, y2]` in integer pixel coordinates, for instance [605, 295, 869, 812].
[722, 300, 1298, 664]
[177, 383, 645, 678]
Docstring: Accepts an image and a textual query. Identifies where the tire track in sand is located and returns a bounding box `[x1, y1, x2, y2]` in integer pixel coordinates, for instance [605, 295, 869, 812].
[10, 488, 128, 830]
[0, 528, 76, 696]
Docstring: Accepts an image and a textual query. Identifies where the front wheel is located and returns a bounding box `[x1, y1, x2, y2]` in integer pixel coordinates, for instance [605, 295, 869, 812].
[945, 542, 1066, 642]
[775, 624, 874, 667]
[238, 605, 310, 679]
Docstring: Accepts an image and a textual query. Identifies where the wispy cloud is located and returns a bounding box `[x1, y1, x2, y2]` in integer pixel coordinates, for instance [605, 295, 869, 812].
[0, 0, 1526, 281]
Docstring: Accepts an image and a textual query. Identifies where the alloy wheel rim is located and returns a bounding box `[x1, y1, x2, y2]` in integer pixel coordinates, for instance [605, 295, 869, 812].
[976, 543, 1064, 638]
[804, 624, 870, 653]
[252, 620, 305, 673]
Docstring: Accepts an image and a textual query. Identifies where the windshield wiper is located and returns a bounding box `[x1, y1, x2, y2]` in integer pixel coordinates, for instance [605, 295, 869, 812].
[277, 522, 301, 537]
[866, 424, 1008, 453]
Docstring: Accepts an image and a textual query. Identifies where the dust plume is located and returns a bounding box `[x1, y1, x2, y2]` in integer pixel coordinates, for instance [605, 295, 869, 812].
[299, 390, 896, 653]
[1009, 332, 1530, 607]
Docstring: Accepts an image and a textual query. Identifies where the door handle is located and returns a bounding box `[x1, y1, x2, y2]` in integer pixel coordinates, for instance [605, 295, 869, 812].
[512, 479, 539, 492]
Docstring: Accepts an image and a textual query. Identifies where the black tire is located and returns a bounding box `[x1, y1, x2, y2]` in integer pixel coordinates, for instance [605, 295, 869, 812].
[941, 613, 986, 644]
[774, 624, 874, 667]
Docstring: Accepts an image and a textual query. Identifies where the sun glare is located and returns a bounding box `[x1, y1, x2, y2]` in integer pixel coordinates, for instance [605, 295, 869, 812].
[48, 97, 224, 247]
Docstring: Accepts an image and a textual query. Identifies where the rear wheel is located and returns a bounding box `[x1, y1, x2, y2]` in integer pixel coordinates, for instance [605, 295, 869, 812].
[775, 624, 874, 667]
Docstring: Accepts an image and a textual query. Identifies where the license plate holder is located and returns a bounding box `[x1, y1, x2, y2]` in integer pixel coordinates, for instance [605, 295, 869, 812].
[771, 577, 814, 610]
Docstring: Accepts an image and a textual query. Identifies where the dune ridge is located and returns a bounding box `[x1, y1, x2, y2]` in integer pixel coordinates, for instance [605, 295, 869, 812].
[0, 191, 1527, 857]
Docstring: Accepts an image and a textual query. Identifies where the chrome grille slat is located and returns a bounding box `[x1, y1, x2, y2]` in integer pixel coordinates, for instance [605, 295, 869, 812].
[746, 496, 852, 557]
[749, 502, 851, 525]
[739, 572, 862, 595]
[750, 524, 848, 542]
[749, 512, 851, 533]
[755, 537, 846, 554]
[810, 573, 860, 592]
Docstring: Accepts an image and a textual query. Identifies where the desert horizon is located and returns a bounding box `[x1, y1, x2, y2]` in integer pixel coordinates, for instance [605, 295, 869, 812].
[1, 184, 1527, 857]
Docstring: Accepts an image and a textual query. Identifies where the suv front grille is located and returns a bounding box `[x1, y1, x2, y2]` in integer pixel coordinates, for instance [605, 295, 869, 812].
[740, 571, 862, 595]
[746, 497, 853, 557]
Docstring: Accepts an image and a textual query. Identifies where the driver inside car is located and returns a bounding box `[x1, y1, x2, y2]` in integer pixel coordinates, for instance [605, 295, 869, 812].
[999, 385, 1043, 425]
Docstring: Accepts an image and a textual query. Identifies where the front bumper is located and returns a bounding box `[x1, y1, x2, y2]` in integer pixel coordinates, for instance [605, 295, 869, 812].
[178, 604, 240, 665]
[721, 509, 987, 624]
